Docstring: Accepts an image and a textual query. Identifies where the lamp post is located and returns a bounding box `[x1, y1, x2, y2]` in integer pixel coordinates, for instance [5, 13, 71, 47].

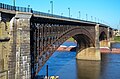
[98, 18, 99, 23]
[50, 1, 53, 15]
[86, 14, 88, 21]
[46, 65, 48, 79]
[61, 13, 63, 16]
[79, 11, 81, 19]
[61, 13, 63, 18]
[28, 5, 30, 12]
[13, 0, 15, 10]
[68, 8, 70, 18]
[91, 16, 93, 21]
[117, 20, 120, 30]
[95, 17, 96, 22]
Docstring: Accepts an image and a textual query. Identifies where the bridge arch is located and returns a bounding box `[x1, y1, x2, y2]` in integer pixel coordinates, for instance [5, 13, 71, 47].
[99, 31, 107, 41]
[35, 26, 95, 74]
[109, 31, 112, 38]
[99, 31, 108, 47]
[49, 27, 95, 53]
[73, 34, 94, 51]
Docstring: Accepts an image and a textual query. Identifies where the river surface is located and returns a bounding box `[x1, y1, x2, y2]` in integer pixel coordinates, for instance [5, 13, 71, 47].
[38, 42, 120, 79]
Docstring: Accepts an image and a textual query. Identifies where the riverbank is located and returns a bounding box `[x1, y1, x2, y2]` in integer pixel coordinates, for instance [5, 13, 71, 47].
[56, 40, 120, 54]
[100, 47, 120, 54]
[57, 46, 120, 54]
[114, 36, 120, 42]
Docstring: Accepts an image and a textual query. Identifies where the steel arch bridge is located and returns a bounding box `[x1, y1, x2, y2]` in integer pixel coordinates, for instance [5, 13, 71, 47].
[0, 3, 114, 79]
[30, 15, 113, 78]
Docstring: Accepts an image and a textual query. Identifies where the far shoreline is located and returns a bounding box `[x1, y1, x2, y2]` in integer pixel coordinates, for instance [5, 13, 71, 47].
[57, 41, 120, 54]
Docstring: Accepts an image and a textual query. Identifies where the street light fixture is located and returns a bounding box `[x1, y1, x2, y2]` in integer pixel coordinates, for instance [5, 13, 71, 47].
[50, 1, 53, 15]
[48, 10, 50, 14]
[28, 5, 30, 8]
[61, 13, 63, 16]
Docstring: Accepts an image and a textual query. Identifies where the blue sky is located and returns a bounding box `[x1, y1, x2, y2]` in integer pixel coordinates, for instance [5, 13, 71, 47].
[0, 0, 120, 29]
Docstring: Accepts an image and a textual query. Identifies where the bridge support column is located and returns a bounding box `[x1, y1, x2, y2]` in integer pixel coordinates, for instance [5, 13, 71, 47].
[107, 27, 111, 47]
[94, 24, 101, 60]
[8, 12, 32, 79]
[76, 24, 101, 60]
[0, 12, 14, 79]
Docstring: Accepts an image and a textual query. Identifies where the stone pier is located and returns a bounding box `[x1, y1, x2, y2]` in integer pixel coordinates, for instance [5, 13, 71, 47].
[76, 24, 101, 60]
[13, 12, 32, 79]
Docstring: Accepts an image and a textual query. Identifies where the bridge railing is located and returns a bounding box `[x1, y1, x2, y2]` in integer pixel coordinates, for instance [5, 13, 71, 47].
[32, 10, 94, 23]
[0, 3, 32, 12]
[32, 10, 53, 17]
[32, 10, 80, 20]
[15, 6, 32, 12]
[0, 2, 100, 25]
[0, 3, 83, 20]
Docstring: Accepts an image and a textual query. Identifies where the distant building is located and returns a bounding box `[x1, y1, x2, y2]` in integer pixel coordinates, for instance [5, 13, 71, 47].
[114, 29, 120, 36]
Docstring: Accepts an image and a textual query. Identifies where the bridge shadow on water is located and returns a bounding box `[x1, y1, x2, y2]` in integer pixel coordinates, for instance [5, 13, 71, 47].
[76, 60, 101, 79]
[76, 53, 120, 79]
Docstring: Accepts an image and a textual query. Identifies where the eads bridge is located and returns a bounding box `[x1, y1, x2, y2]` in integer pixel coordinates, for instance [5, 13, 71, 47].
[0, 3, 114, 79]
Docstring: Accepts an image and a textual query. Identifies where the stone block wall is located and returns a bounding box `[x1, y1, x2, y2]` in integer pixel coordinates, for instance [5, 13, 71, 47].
[0, 13, 11, 79]
[0, 12, 32, 79]
[13, 12, 32, 79]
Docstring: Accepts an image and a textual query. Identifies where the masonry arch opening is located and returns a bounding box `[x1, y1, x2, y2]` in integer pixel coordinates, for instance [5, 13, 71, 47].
[99, 31, 108, 47]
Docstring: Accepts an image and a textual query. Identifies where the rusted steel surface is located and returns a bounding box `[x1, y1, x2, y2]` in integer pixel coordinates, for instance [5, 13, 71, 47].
[30, 17, 96, 77]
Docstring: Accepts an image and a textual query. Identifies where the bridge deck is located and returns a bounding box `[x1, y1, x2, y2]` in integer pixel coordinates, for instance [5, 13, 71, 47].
[0, 3, 109, 27]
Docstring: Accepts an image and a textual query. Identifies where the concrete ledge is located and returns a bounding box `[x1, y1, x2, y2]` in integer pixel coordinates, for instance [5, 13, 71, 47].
[0, 37, 10, 42]
[76, 47, 101, 61]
